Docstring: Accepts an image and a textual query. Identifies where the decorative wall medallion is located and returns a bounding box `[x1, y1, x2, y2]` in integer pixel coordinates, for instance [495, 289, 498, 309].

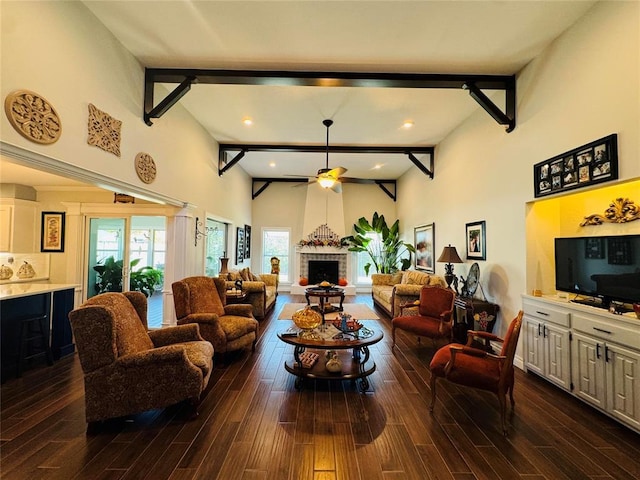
[580, 198, 640, 226]
[4, 90, 62, 144]
[87, 103, 121, 156]
[134, 152, 157, 184]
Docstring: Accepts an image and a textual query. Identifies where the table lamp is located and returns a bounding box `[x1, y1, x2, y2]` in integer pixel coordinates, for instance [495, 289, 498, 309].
[437, 244, 463, 290]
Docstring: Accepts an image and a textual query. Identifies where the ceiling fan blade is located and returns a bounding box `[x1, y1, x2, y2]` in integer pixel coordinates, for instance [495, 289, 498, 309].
[330, 181, 342, 193]
[328, 166, 347, 177]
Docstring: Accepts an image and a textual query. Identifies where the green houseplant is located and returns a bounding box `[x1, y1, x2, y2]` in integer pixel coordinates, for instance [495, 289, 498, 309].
[93, 256, 163, 297]
[342, 212, 415, 275]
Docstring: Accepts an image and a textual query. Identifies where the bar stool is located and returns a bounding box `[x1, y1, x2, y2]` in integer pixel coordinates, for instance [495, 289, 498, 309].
[16, 314, 53, 377]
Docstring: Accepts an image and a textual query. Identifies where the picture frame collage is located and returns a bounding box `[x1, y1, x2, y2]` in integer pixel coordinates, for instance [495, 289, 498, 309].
[533, 134, 618, 198]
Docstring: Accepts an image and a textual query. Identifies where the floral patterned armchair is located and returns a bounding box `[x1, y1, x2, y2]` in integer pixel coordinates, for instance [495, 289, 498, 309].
[69, 291, 213, 430]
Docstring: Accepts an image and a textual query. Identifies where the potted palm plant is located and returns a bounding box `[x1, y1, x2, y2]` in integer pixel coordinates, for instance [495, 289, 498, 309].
[342, 212, 415, 275]
[93, 256, 163, 297]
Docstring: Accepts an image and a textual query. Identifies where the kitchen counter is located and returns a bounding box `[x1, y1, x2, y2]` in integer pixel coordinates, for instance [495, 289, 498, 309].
[1, 283, 77, 381]
[0, 283, 78, 300]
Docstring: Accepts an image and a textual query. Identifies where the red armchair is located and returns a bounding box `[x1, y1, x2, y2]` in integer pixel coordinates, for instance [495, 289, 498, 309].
[391, 285, 455, 348]
[429, 311, 524, 435]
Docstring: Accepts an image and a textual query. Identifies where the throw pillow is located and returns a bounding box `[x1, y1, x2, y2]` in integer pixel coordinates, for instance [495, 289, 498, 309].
[240, 268, 252, 281]
[391, 272, 403, 284]
[228, 270, 242, 281]
[402, 270, 430, 285]
[251, 272, 260, 281]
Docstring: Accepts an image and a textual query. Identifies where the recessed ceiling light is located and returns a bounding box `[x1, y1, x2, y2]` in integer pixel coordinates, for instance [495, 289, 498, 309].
[242, 117, 253, 126]
[269, 162, 276, 167]
[402, 120, 414, 129]
[373, 164, 383, 170]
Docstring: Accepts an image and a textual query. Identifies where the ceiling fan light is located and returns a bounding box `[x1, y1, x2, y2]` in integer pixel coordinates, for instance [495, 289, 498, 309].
[318, 177, 336, 189]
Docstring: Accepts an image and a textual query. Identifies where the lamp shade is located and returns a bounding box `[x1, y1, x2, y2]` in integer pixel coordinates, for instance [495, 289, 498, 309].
[437, 245, 463, 264]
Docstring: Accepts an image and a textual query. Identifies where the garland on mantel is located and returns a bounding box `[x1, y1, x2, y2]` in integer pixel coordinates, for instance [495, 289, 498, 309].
[298, 224, 348, 248]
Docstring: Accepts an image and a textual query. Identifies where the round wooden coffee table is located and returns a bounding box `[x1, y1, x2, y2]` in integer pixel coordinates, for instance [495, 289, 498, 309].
[277, 323, 383, 392]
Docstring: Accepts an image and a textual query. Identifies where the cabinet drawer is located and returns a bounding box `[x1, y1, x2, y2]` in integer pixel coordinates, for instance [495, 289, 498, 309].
[573, 313, 640, 351]
[523, 300, 571, 327]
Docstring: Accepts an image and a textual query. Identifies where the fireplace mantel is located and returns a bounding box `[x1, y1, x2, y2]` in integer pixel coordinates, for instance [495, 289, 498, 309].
[296, 246, 349, 255]
[292, 246, 356, 295]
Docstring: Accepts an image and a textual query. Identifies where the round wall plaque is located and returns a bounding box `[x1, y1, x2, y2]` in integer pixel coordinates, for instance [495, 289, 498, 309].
[4, 90, 62, 144]
[135, 152, 157, 184]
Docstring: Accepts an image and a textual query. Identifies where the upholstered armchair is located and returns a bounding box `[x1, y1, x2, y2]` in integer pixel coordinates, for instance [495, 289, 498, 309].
[172, 276, 259, 354]
[391, 285, 455, 348]
[429, 311, 524, 435]
[69, 291, 214, 430]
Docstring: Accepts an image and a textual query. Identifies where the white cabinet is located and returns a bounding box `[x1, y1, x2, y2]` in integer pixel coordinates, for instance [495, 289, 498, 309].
[0, 200, 37, 252]
[572, 313, 640, 431]
[523, 299, 571, 391]
[522, 295, 640, 433]
[0, 205, 12, 252]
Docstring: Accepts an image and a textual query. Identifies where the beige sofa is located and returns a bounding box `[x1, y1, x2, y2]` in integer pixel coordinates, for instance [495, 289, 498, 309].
[223, 268, 278, 319]
[371, 270, 446, 318]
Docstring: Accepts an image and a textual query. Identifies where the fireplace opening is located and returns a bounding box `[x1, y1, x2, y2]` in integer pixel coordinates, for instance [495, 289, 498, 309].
[308, 260, 339, 285]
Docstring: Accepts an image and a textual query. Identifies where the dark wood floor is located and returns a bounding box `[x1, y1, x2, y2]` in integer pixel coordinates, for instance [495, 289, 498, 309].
[2, 293, 639, 480]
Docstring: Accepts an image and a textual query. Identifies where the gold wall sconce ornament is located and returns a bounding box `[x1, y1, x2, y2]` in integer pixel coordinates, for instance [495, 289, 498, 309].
[87, 103, 122, 156]
[580, 198, 640, 226]
[134, 152, 157, 184]
[4, 90, 62, 144]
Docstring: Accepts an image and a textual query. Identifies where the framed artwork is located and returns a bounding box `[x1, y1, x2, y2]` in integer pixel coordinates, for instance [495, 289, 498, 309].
[236, 227, 245, 264]
[533, 134, 618, 198]
[244, 225, 251, 259]
[41, 212, 65, 252]
[414, 223, 435, 273]
[466, 221, 486, 260]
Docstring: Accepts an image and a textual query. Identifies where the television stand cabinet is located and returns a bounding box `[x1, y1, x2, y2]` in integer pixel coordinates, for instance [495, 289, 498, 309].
[522, 294, 640, 433]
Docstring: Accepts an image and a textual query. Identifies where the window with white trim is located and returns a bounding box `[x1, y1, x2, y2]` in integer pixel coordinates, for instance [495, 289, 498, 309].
[262, 228, 290, 282]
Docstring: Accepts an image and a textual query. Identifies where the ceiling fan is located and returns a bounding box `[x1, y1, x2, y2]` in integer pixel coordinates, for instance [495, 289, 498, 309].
[302, 119, 347, 193]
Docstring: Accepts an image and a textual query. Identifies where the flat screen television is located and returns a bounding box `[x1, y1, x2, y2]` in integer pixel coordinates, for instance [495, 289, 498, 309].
[555, 234, 640, 309]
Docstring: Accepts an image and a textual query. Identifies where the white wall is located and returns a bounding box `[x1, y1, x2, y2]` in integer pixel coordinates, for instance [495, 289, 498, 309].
[1, 1, 253, 282]
[251, 181, 396, 282]
[397, 1, 640, 334]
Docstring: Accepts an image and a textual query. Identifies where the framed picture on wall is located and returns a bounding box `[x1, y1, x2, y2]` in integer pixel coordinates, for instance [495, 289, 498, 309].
[465, 221, 486, 260]
[236, 227, 245, 264]
[414, 223, 435, 273]
[244, 225, 251, 259]
[533, 134, 618, 198]
[41, 212, 65, 252]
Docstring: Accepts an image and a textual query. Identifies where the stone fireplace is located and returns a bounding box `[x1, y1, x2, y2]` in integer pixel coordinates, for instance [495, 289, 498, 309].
[292, 247, 355, 295]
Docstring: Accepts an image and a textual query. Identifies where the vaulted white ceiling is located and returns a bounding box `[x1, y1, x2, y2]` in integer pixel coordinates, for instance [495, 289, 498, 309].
[2, 1, 597, 187]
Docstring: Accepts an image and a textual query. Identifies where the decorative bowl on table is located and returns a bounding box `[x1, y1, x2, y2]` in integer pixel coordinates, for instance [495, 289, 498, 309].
[292, 305, 323, 339]
[318, 280, 335, 290]
[328, 315, 363, 332]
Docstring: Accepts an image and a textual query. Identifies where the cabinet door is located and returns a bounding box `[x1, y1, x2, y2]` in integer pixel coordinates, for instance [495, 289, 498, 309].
[523, 316, 544, 375]
[544, 323, 572, 390]
[606, 343, 640, 430]
[0, 205, 12, 252]
[572, 331, 606, 409]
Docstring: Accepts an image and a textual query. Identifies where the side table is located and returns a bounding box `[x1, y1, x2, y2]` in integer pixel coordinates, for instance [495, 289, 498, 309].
[453, 297, 499, 345]
[305, 287, 345, 316]
[225, 289, 248, 305]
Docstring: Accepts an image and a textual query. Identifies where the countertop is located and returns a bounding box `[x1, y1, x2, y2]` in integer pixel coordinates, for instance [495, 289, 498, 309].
[0, 283, 78, 300]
